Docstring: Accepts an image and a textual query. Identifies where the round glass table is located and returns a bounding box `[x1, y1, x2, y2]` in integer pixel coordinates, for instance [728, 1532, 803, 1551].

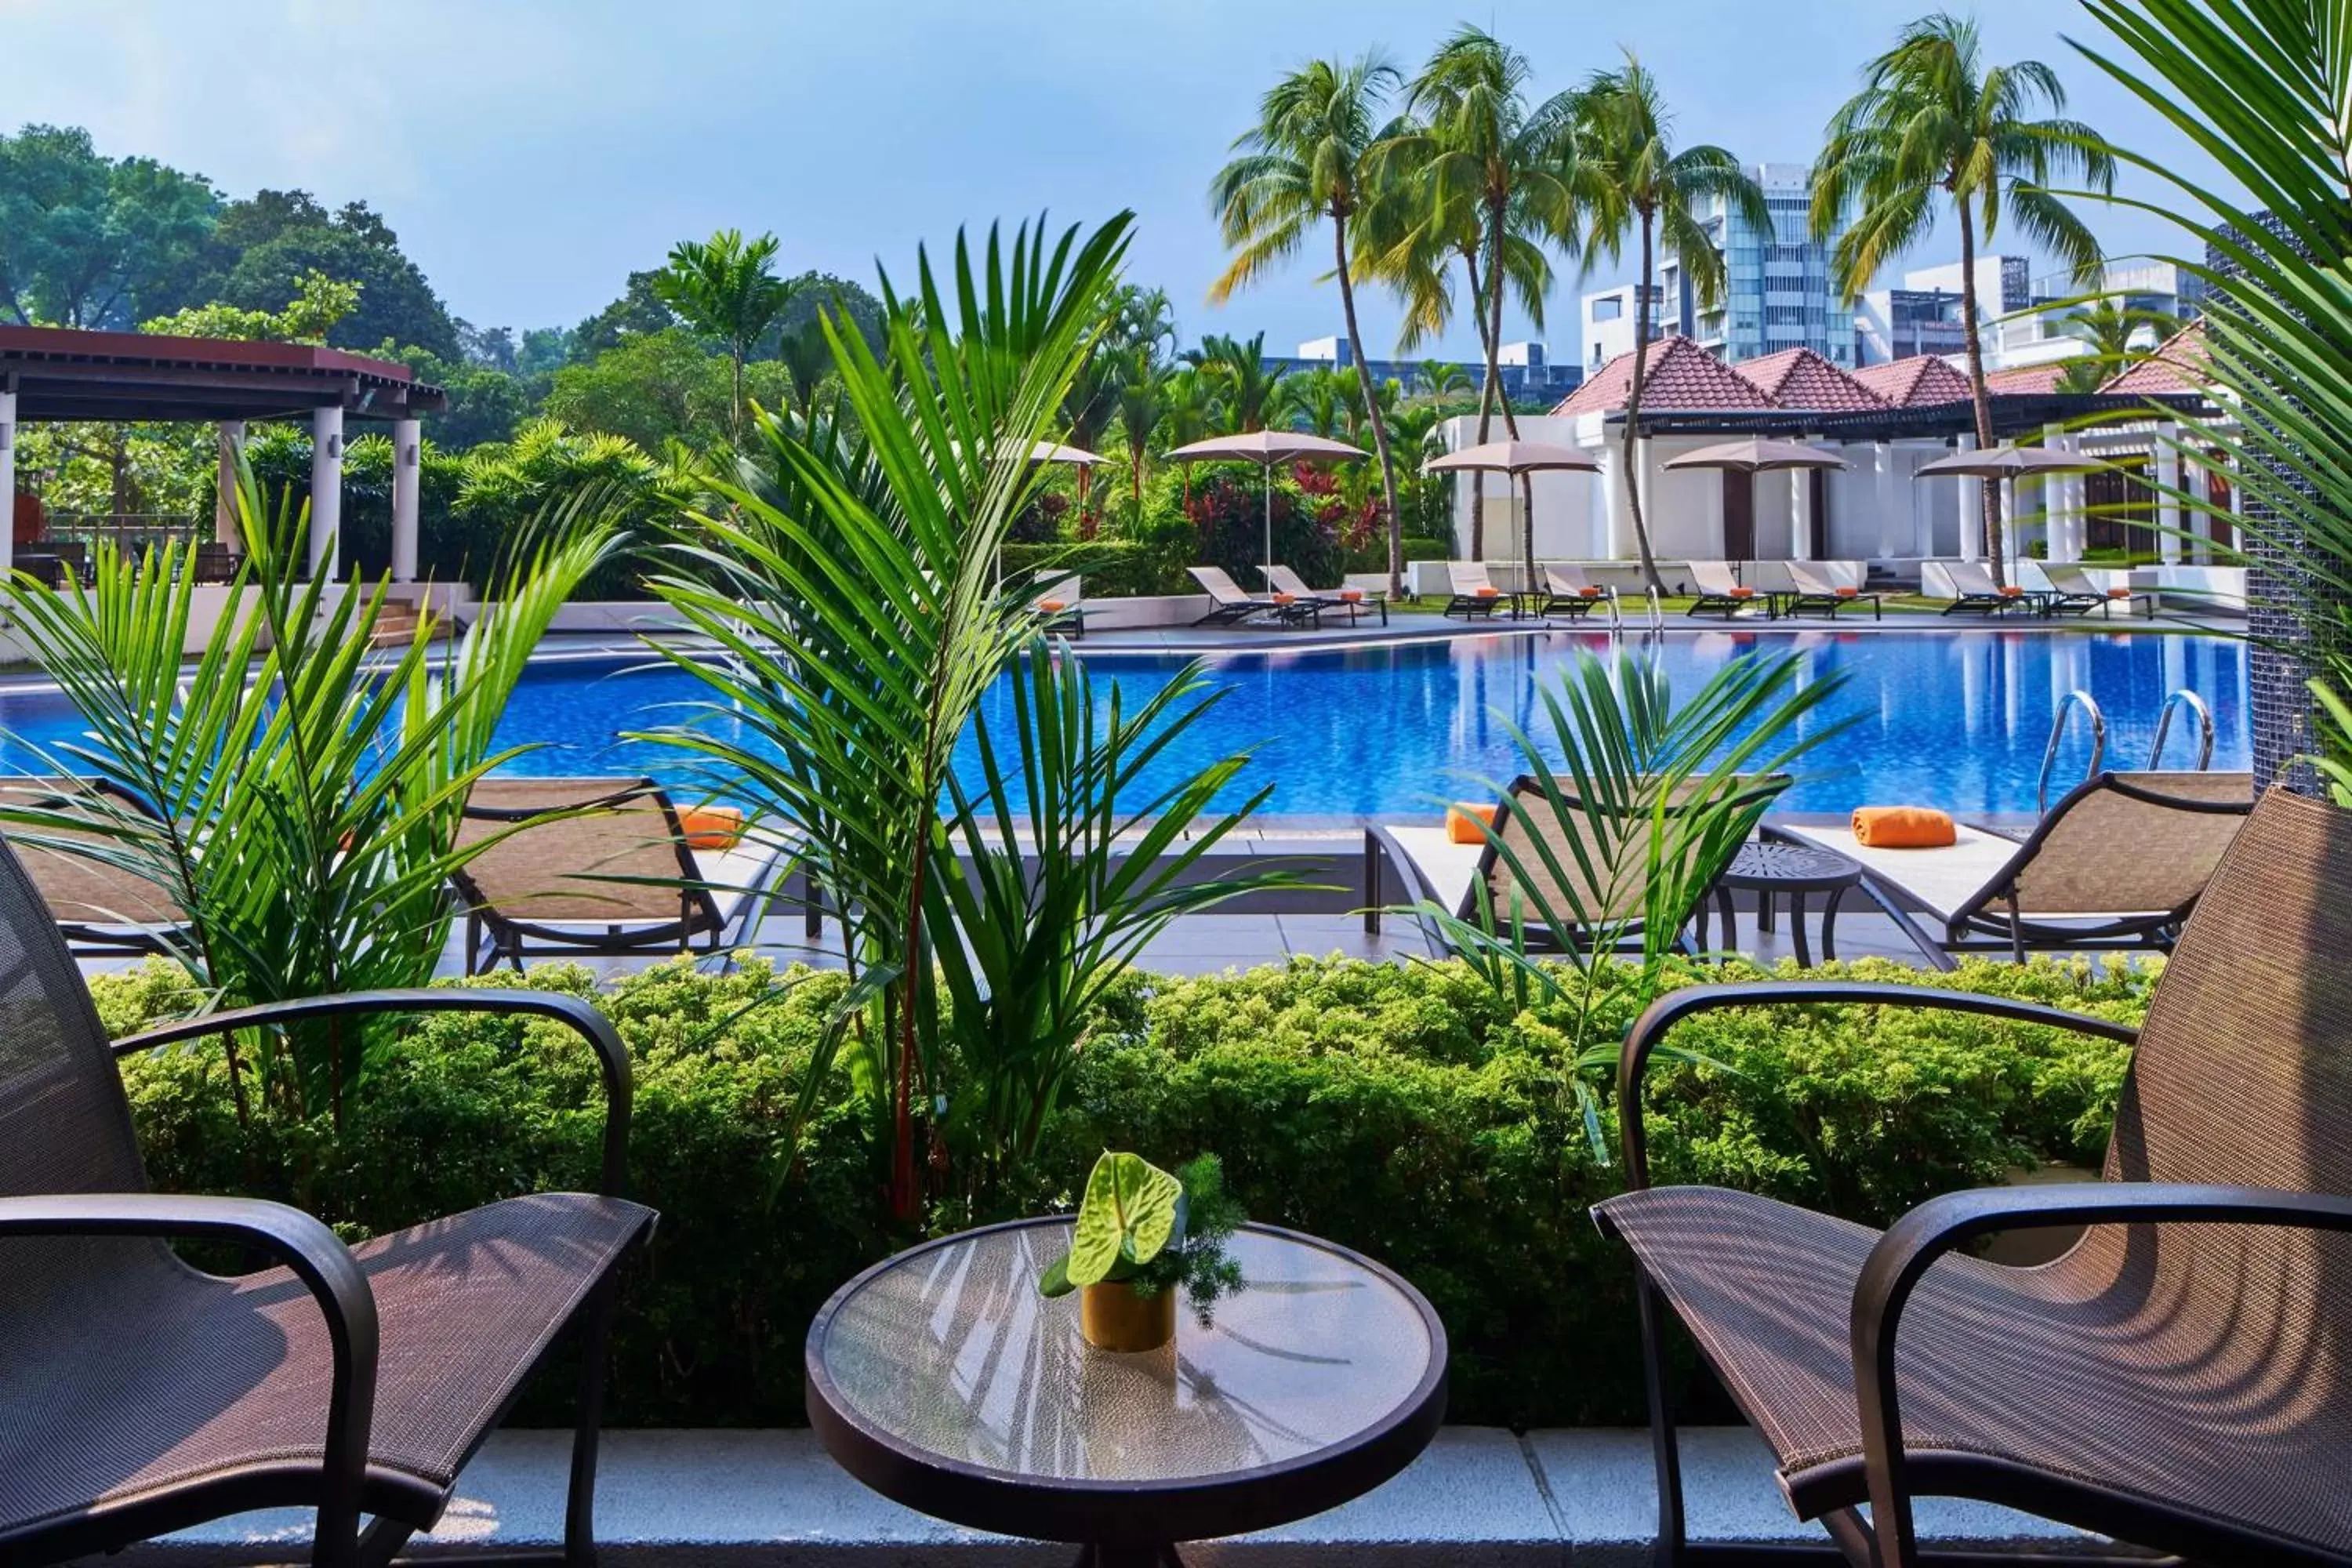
[804, 1218, 1448, 1566]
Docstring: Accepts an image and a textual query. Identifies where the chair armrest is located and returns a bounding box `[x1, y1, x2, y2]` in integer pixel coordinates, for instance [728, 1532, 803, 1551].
[1849, 1181, 2352, 1566]
[0, 1192, 378, 1550]
[1617, 981, 2140, 1189]
[115, 988, 634, 1196]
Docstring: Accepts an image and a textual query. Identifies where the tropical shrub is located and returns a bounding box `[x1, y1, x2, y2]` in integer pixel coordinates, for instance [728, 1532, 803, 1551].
[1185, 470, 1341, 589]
[102, 952, 2149, 1430]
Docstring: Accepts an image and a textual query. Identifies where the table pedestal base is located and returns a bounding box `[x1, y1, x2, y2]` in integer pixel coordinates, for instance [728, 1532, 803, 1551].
[1076, 1547, 1185, 1567]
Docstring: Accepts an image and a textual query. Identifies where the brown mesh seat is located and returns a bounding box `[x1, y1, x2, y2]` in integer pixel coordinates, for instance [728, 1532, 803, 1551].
[0, 822, 655, 1567]
[453, 776, 787, 974]
[1597, 786, 2352, 1566]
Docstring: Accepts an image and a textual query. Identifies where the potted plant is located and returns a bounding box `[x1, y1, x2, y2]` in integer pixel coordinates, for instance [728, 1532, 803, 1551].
[1038, 1151, 1244, 1352]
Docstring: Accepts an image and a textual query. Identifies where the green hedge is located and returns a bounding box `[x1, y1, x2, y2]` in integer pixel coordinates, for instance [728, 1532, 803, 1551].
[100, 953, 2146, 1430]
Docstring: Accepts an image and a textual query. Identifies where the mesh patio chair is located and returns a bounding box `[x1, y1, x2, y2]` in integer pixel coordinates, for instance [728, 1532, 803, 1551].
[1775, 770, 2252, 968]
[0, 833, 655, 1567]
[1366, 773, 1787, 953]
[0, 775, 189, 956]
[453, 777, 788, 974]
[1597, 785, 2352, 1568]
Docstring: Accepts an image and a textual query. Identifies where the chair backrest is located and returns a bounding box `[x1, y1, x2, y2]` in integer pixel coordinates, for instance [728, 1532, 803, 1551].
[453, 776, 708, 924]
[1450, 561, 1495, 594]
[1945, 560, 2002, 596]
[1474, 773, 1786, 930]
[2042, 564, 2095, 594]
[1030, 572, 1080, 608]
[2108, 788, 2352, 1195]
[1686, 561, 1742, 595]
[1265, 564, 1316, 598]
[0, 831, 150, 1200]
[1187, 565, 1253, 604]
[1784, 561, 1841, 596]
[1545, 563, 1600, 595]
[1984, 770, 2252, 918]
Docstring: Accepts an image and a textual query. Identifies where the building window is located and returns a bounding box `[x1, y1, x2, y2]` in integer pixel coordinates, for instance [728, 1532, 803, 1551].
[1592, 296, 1623, 321]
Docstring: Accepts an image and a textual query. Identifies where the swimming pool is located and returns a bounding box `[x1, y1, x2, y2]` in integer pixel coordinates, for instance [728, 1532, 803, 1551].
[0, 630, 2250, 818]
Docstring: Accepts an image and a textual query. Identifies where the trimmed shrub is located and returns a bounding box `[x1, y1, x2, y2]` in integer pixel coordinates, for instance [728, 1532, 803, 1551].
[101, 953, 2147, 1429]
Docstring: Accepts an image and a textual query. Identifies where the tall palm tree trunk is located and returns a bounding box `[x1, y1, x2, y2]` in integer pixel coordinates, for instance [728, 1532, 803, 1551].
[1955, 201, 2005, 583]
[1620, 209, 1668, 597]
[1474, 202, 1534, 573]
[1334, 220, 1404, 597]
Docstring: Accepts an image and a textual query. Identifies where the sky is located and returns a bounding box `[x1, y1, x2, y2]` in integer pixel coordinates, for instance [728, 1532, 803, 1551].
[8, 0, 2225, 360]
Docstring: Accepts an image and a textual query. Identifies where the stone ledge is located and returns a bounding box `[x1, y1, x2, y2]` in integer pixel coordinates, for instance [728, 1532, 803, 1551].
[117, 1427, 2089, 1566]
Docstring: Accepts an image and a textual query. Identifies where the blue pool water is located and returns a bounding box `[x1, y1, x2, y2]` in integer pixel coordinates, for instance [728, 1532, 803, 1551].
[0, 630, 2250, 819]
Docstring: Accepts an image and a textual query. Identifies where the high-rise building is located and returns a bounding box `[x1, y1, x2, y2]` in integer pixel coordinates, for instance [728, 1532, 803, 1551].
[1261, 336, 1581, 401]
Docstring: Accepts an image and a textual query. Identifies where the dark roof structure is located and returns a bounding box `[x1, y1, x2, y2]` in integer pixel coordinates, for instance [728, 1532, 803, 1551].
[0, 325, 445, 425]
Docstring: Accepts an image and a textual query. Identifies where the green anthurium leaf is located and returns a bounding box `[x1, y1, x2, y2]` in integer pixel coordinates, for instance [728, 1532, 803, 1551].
[1066, 1151, 1182, 1287]
[1038, 1253, 1074, 1298]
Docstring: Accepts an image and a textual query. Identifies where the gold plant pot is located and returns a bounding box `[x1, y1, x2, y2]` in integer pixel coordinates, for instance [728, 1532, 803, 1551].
[1079, 1280, 1177, 1352]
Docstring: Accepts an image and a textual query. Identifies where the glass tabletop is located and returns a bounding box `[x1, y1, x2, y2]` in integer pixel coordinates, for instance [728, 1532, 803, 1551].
[808, 1221, 1442, 1488]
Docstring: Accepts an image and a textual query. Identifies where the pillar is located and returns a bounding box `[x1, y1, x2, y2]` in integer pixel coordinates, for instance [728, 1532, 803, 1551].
[215, 421, 246, 548]
[309, 405, 343, 580]
[1956, 434, 1983, 562]
[1789, 467, 1813, 561]
[1635, 434, 1657, 561]
[2155, 423, 2184, 566]
[2038, 422, 2067, 564]
[1602, 445, 1634, 560]
[1875, 443, 1904, 561]
[0, 384, 16, 579]
[390, 418, 422, 583]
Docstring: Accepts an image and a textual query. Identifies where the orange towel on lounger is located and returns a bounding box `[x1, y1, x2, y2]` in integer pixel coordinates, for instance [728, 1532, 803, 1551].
[680, 805, 746, 850]
[1851, 806, 1956, 848]
[1446, 803, 1498, 844]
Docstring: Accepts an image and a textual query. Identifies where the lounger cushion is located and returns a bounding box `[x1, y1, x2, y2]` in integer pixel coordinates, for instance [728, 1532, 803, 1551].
[1381, 826, 1483, 917]
[1599, 1183, 2352, 1552]
[1, 1193, 653, 1536]
[1777, 821, 2023, 924]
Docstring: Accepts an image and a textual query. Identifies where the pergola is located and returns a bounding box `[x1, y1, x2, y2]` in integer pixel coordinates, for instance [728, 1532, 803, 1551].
[0, 324, 446, 580]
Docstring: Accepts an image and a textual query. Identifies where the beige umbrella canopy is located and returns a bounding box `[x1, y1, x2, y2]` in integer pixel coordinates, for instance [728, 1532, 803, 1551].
[1425, 441, 1602, 602]
[1009, 440, 1108, 467]
[1662, 437, 1849, 474]
[1913, 445, 2104, 479]
[1166, 432, 1368, 580]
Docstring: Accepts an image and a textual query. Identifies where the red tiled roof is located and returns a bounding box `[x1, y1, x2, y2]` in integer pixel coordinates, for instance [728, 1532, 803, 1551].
[2100, 321, 2210, 396]
[1552, 335, 1780, 417]
[1731, 347, 1888, 412]
[1848, 355, 1975, 408]
[1981, 362, 2067, 396]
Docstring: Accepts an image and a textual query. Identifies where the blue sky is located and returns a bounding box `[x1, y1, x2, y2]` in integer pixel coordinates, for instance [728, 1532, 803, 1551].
[12, 1, 2221, 358]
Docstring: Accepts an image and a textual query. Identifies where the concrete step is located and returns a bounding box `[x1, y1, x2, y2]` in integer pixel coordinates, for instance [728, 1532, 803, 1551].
[126, 1427, 2090, 1566]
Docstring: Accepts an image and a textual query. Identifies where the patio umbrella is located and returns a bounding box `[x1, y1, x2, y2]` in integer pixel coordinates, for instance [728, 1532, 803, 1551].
[1664, 438, 1848, 579]
[1423, 441, 1602, 606]
[1166, 431, 1367, 583]
[971, 439, 1106, 590]
[1914, 445, 2107, 571]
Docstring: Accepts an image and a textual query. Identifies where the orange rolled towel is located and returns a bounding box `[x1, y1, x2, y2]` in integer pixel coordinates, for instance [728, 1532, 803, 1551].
[1579, 586, 1604, 598]
[1272, 592, 1297, 604]
[1446, 803, 1499, 844]
[1339, 589, 1364, 601]
[1835, 586, 1859, 597]
[1475, 586, 1501, 598]
[679, 804, 746, 850]
[1851, 806, 1957, 849]
[1729, 586, 1756, 599]
[1038, 598, 1067, 612]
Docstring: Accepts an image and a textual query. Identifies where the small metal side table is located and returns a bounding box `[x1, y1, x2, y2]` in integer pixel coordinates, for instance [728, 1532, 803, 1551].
[806, 1218, 1448, 1568]
[1698, 839, 1865, 966]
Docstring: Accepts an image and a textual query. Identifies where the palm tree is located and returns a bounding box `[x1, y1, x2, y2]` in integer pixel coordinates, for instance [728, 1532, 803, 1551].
[2055, 299, 2183, 393]
[1417, 358, 1472, 398]
[1812, 13, 2113, 580]
[1062, 345, 1126, 537]
[774, 319, 833, 427]
[1376, 27, 1577, 560]
[1282, 366, 1348, 438]
[1113, 348, 1163, 504]
[1158, 366, 1214, 504]
[1186, 332, 1287, 433]
[652, 228, 799, 440]
[1571, 52, 1767, 596]
[1211, 53, 1409, 593]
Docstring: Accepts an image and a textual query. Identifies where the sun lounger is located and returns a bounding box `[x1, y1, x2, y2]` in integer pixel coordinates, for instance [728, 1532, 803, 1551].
[453, 776, 790, 972]
[1029, 571, 1084, 638]
[1540, 564, 1613, 620]
[1783, 561, 1884, 621]
[1937, 559, 2039, 616]
[1686, 560, 1768, 619]
[1774, 769, 2252, 967]
[2043, 562, 2156, 619]
[1265, 564, 1386, 626]
[0, 775, 189, 956]
[1187, 565, 1313, 627]
[1443, 561, 1508, 619]
[1599, 785, 2352, 1567]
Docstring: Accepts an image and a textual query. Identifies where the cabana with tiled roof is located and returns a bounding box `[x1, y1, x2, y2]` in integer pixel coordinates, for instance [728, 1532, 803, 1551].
[1849, 354, 1975, 408]
[0, 325, 445, 581]
[1733, 347, 1889, 414]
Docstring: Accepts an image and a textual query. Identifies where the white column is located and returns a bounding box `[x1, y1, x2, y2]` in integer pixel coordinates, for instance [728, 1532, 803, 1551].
[215, 421, 246, 548]
[1602, 445, 1633, 560]
[2155, 423, 2184, 566]
[2004, 477, 2024, 571]
[309, 405, 344, 580]
[1789, 467, 1813, 561]
[1634, 434, 1656, 562]
[1956, 434, 1983, 561]
[0, 386, 16, 579]
[2038, 422, 2067, 564]
[390, 418, 422, 583]
[1875, 443, 1904, 561]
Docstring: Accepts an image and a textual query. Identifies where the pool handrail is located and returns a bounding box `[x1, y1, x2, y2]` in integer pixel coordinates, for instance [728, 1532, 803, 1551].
[2036, 690, 2107, 815]
[2148, 689, 2216, 771]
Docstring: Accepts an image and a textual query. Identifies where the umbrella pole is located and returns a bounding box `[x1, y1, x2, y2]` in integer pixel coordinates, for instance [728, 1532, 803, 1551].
[1263, 463, 1274, 586]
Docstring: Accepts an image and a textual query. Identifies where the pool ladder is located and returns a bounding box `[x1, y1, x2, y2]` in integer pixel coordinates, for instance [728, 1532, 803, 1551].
[1604, 584, 1666, 637]
[2035, 688, 2216, 814]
